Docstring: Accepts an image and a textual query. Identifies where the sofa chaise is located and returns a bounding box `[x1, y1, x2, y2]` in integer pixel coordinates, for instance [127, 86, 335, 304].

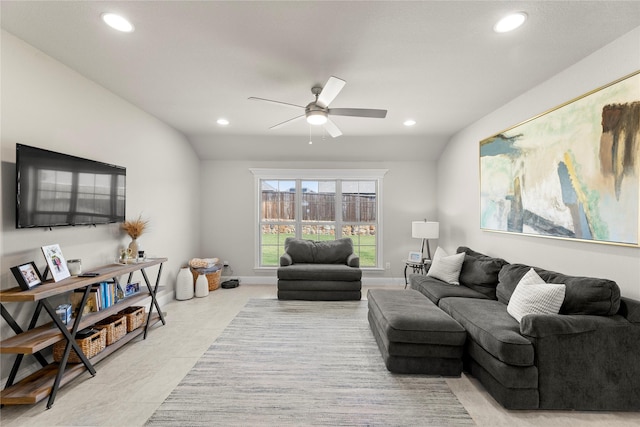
[374, 246, 639, 411]
[277, 237, 362, 300]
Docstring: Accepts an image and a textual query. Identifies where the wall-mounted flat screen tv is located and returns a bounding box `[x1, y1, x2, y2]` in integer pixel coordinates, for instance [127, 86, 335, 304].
[16, 144, 126, 228]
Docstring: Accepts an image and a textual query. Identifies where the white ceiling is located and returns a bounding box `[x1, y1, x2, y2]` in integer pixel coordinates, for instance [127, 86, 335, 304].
[2, 1, 640, 161]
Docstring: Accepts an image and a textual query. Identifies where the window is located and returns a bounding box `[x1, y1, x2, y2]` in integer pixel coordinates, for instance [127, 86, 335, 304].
[252, 169, 387, 268]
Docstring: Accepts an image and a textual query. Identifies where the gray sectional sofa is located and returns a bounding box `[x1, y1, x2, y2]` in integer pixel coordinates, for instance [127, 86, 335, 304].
[408, 246, 640, 411]
[277, 237, 362, 300]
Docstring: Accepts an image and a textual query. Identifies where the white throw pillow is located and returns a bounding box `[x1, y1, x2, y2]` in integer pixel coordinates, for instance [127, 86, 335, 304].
[426, 247, 465, 285]
[507, 268, 566, 323]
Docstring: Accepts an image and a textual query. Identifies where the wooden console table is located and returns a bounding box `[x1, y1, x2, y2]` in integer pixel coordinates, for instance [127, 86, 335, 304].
[0, 258, 167, 408]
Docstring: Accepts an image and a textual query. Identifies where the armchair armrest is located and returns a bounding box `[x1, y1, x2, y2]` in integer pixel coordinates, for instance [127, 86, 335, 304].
[347, 253, 360, 268]
[280, 252, 293, 266]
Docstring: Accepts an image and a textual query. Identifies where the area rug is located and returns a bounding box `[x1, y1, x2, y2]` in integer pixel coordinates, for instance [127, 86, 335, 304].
[145, 299, 474, 426]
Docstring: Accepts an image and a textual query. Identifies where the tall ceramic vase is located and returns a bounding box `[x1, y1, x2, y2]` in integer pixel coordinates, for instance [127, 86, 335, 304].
[175, 267, 194, 300]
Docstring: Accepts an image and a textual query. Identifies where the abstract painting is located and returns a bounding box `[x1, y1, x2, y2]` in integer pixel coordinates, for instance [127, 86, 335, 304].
[480, 71, 639, 247]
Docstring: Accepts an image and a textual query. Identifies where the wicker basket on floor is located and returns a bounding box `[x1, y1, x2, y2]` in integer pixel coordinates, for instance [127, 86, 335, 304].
[53, 328, 106, 363]
[94, 314, 127, 345]
[119, 306, 145, 332]
[191, 267, 222, 291]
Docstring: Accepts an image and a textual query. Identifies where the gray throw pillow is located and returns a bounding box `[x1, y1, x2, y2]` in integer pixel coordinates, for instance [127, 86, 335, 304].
[314, 238, 354, 264]
[456, 246, 509, 299]
[284, 238, 315, 263]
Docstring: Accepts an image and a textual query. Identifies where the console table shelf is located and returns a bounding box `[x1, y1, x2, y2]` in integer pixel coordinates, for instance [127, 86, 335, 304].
[0, 258, 167, 408]
[0, 290, 162, 354]
[0, 313, 162, 405]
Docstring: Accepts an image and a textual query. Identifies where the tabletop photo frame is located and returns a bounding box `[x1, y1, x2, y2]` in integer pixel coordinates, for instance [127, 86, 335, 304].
[408, 251, 423, 263]
[41, 243, 71, 282]
[10, 261, 44, 291]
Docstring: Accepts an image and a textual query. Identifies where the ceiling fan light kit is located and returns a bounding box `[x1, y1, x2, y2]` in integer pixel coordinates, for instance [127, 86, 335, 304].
[249, 76, 387, 138]
[306, 109, 328, 125]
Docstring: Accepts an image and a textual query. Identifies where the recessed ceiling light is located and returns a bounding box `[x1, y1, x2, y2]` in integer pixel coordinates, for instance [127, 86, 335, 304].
[101, 13, 135, 33]
[494, 12, 527, 33]
[217, 118, 230, 126]
[403, 119, 416, 127]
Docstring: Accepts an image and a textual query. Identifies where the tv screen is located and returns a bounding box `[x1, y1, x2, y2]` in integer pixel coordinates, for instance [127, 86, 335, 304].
[16, 144, 126, 228]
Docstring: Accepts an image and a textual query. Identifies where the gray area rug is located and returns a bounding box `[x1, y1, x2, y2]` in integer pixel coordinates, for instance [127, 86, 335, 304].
[145, 299, 474, 426]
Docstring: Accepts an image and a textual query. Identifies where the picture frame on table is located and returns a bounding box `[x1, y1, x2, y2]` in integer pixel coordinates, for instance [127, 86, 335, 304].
[41, 244, 71, 282]
[10, 261, 44, 291]
[125, 282, 140, 297]
[408, 251, 423, 263]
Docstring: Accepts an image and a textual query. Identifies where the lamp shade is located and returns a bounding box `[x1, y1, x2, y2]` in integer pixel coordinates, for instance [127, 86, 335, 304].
[412, 221, 439, 239]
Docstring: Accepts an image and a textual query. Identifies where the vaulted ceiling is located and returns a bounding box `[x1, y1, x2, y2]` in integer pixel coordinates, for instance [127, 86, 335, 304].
[2, 1, 639, 161]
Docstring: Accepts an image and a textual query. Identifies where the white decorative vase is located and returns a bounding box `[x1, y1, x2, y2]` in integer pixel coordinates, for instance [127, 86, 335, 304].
[195, 273, 209, 298]
[128, 238, 139, 257]
[175, 267, 194, 300]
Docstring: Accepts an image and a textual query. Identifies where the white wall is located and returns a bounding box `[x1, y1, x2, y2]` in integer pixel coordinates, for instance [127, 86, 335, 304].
[199, 159, 438, 280]
[1, 31, 201, 378]
[437, 26, 640, 299]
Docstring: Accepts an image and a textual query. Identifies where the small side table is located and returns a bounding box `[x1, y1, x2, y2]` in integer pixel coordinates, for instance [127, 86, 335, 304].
[404, 259, 432, 288]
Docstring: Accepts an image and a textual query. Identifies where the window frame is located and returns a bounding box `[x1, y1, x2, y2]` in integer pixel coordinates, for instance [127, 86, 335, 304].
[251, 168, 387, 270]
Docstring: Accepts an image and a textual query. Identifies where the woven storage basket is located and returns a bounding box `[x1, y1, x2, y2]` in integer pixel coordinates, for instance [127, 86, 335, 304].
[120, 306, 145, 332]
[191, 267, 222, 291]
[94, 314, 127, 345]
[53, 328, 106, 363]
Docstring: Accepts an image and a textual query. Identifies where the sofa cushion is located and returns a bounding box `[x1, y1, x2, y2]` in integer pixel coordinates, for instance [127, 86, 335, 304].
[456, 246, 509, 299]
[277, 263, 362, 281]
[497, 264, 620, 315]
[426, 247, 465, 285]
[507, 268, 566, 323]
[439, 297, 535, 366]
[410, 274, 488, 305]
[284, 237, 354, 264]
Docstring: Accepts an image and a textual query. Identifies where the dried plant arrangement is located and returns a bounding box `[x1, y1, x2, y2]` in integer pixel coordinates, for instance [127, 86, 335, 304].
[121, 215, 149, 239]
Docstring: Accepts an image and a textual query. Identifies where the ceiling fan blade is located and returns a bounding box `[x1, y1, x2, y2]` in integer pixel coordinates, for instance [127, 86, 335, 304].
[328, 108, 387, 118]
[248, 97, 305, 110]
[323, 118, 343, 138]
[269, 114, 305, 130]
[316, 76, 346, 108]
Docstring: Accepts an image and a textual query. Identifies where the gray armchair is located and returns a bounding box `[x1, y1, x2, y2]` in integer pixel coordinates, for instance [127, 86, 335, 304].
[277, 237, 362, 300]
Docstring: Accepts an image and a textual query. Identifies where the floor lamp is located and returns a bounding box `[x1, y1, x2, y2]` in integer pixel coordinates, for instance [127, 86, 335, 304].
[411, 220, 440, 261]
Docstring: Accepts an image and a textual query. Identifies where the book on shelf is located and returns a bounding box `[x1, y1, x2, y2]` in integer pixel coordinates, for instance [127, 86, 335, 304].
[71, 287, 99, 315]
[71, 281, 119, 315]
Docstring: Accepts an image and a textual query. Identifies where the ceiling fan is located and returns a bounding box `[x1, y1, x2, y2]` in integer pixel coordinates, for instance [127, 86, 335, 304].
[248, 76, 387, 138]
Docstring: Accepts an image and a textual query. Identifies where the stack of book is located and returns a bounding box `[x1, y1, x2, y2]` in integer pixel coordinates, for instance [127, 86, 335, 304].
[71, 281, 124, 315]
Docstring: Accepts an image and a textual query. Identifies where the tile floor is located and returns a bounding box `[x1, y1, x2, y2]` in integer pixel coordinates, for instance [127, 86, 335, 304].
[1, 284, 639, 426]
